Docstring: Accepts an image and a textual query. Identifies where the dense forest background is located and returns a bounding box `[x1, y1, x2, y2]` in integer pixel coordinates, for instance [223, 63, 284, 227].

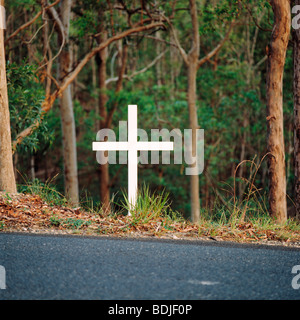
[2, 0, 297, 222]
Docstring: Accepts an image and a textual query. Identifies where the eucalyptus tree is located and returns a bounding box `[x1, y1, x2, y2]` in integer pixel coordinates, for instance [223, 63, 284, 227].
[266, 0, 290, 223]
[0, 0, 17, 193]
[49, 0, 80, 206]
[293, 0, 300, 221]
[165, 0, 234, 222]
[8, 0, 165, 206]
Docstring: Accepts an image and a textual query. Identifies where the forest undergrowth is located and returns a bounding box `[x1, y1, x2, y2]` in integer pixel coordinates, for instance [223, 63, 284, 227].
[0, 174, 299, 247]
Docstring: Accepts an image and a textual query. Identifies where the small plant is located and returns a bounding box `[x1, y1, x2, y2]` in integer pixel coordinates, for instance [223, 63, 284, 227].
[79, 190, 106, 217]
[0, 221, 5, 231]
[18, 176, 69, 207]
[120, 184, 179, 224]
[4, 192, 12, 201]
[49, 215, 61, 227]
[62, 218, 91, 230]
[49, 215, 91, 230]
[2, 192, 13, 205]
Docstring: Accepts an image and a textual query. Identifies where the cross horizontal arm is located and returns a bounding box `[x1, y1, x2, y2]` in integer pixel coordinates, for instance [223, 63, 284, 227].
[93, 142, 129, 151]
[92, 141, 174, 151]
[136, 141, 173, 151]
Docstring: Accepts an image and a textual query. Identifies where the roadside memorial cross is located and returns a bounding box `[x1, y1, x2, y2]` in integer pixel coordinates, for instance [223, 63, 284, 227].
[92, 105, 174, 215]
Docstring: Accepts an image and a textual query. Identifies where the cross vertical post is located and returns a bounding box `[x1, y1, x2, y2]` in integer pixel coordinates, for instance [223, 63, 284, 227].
[128, 105, 138, 215]
[93, 105, 174, 216]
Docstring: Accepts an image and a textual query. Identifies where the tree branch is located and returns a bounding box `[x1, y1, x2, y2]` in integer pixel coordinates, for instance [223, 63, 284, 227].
[12, 22, 165, 150]
[5, 0, 61, 45]
[130, 34, 178, 48]
[60, 22, 165, 93]
[105, 42, 129, 129]
[162, 14, 188, 65]
[188, 0, 200, 59]
[197, 21, 235, 69]
[105, 49, 167, 85]
[241, 0, 272, 32]
[36, 2, 66, 72]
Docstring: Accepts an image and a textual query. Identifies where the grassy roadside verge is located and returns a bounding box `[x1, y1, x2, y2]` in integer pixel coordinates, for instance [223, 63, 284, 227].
[0, 181, 299, 247]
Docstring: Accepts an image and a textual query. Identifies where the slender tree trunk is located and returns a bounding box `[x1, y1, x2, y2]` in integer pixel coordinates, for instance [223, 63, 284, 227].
[60, 78, 79, 205]
[187, 62, 200, 223]
[170, 36, 175, 100]
[168, 0, 231, 222]
[187, 0, 200, 223]
[59, 0, 79, 206]
[0, 1, 17, 193]
[266, 0, 290, 222]
[30, 156, 35, 180]
[155, 30, 162, 87]
[238, 115, 248, 199]
[96, 30, 111, 214]
[293, 0, 300, 221]
[95, 17, 128, 214]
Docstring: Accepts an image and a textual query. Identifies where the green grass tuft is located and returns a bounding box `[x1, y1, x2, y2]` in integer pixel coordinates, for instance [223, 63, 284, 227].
[18, 176, 69, 207]
[120, 184, 183, 225]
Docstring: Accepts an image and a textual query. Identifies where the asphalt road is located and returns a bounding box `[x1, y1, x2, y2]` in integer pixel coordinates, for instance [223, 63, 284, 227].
[0, 233, 299, 300]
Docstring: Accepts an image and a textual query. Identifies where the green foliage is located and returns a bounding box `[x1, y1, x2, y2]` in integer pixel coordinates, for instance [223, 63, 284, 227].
[7, 61, 54, 153]
[198, 195, 300, 241]
[120, 184, 182, 225]
[199, 0, 237, 35]
[5, 0, 297, 223]
[50, 215, 91, 230]
[7, 0, 38, 9]
[71, 10, 99, 38]
[49, 215, 61, 227]
[18, 177, 68, 207]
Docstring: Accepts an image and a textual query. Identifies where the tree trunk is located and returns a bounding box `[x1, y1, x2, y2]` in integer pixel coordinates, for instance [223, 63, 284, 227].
[155, 30, 162, 87]
[60, 77, 79, 205]
[293, 0, 300, 221]
[0, 7, 17, 193]
[96, 30, 111, 214]
[187, 62, 200, 223]
[59, 0, 79, 206]
[266, 0, 290, 222]
[187, 0, 200, 223]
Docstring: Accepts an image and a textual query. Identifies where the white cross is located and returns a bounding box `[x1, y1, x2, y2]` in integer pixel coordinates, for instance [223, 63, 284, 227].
[93, 105, 174, 215]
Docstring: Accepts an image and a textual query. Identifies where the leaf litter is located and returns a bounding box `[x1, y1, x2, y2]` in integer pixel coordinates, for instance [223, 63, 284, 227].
[0, 192, 300, 248]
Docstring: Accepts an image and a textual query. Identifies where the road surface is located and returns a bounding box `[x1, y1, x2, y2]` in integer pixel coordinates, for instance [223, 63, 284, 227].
[0, 233, 299, 300]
